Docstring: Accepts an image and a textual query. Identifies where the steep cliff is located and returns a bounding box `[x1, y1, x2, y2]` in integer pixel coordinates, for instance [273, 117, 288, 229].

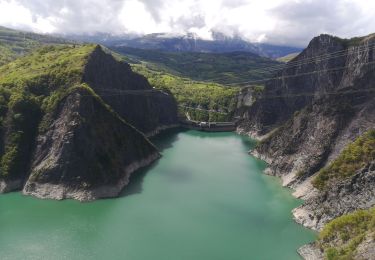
[239, 33, 374, 185]
[237, 34, 375, 259]
[83, 46, 178, 135]
[293, 130, 375, 230]
[238, 34, 375, 136]
[0, 44, 177, 200]
[23, 87, 159, 201]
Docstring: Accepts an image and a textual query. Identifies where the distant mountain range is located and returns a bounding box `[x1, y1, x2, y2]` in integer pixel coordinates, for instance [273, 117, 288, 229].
[112, 46, 281, 85]
[0, 26, 72, 66]
[65, 32, 302, 59]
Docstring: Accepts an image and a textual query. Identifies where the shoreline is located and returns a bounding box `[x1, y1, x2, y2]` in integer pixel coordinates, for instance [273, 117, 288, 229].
[237, 128, 323, 260]
[0, 179, 24, 193]
[0, 123, 176, 200]
[22, 152, 161, 202]
[145, 124, 181, 138]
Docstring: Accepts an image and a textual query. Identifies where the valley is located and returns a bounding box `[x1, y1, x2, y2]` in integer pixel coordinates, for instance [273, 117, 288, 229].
[111, 46, 281, 84]
[0, 23, 374, 260]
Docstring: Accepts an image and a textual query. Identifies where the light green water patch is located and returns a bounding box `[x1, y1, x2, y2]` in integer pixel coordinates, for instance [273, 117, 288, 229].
[0, 130, 316, 260]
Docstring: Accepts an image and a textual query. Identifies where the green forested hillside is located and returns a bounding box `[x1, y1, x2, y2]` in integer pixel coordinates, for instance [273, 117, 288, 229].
[318, 207, 375, 259]
[112, 46, 281, 85]
[0, 26, 72, 66]
[131, 63, 239, 122]
[109, 46, 275, 122]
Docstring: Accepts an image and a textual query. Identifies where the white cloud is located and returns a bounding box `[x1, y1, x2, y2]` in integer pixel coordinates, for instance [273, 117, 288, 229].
[0, 0, 54, 33]
[0, 0, 374, 46]
[119, 0, 160, 34]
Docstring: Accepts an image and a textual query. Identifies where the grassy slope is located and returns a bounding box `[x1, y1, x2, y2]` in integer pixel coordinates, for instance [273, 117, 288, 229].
[312, 130, 375, 190]
[318, 207, 375, 259]
[0, 44, 93, 86]
[112, 46, 281, 85]
[0, 26, 71, 66]
[276, 52, 300, 63]
[131, 63, 239, 122]
[105, 48, 241, 122]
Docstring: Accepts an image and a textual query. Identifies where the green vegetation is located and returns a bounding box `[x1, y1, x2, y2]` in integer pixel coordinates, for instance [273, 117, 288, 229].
[108, 48, 246, 122]
[131, 63, 239, 121]
[318, 207, 375, 260]
[0, 44, 95, 93]
[276, 52, 299, 63]
[312, 130, 375, 190]
[112, 46, 281, 85]
[108, 44, 276, 123]
[329, 33, 375, 48]
[0, 26, 72, 66]
[0, 44, 97, 179]
[0, 91, 41, 178]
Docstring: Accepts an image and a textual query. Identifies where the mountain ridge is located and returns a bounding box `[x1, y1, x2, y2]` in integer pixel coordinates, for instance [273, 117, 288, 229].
[236, 33, 375, 259]
[65, 31, 302, 59]
[0, 44, 178, 201]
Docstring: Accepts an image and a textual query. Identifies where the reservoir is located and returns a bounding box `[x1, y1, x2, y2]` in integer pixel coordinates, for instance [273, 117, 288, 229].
[0, 130, 315, 260]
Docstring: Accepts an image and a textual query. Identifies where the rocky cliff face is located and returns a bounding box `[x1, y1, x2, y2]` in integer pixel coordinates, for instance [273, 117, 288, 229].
[293, 160, 375, 230]
[239, 33, 374, 185]
[237, 34, 375, 258]
[83, 46, 178, 135]
[0, 44, 178, 201]
[238, 34, 375, 135]
[24, 88, 160, 201]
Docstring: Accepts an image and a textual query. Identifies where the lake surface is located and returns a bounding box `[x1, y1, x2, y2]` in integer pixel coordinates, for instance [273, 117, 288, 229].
[0, 130, 315, 260]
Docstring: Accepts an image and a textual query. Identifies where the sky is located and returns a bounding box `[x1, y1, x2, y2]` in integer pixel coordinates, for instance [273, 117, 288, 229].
[0, 0, 374, 47]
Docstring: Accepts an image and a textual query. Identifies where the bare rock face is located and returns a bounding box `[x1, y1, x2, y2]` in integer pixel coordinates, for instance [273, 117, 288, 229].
[83, 46, 178, 135]
[237, 34, 375, 135]
[23, 89, 159, 201]
[0, 179, 23, 193]
[242, 33, 375, 202]
[250, 35, 375, 229]
[355, 233, 375, 260]
[294, 162, 375, 230]
[297, 243, 324, 260]
[238, 33, 375, 258]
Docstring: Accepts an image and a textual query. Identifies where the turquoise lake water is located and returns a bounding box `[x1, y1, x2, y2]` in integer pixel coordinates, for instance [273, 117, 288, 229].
[0, 130, 316, 260]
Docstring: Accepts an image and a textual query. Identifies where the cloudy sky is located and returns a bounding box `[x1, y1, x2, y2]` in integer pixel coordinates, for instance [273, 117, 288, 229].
[0, 0, 374, 46]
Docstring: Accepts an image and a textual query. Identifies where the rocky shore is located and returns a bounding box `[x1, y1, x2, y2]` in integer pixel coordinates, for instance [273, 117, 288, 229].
[0, 45, 179, 201]
[236, 33, 375, 259]
[0, 180, 24, 194]
[23, 152, 160, 202]
[297, 243, 324, 260]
